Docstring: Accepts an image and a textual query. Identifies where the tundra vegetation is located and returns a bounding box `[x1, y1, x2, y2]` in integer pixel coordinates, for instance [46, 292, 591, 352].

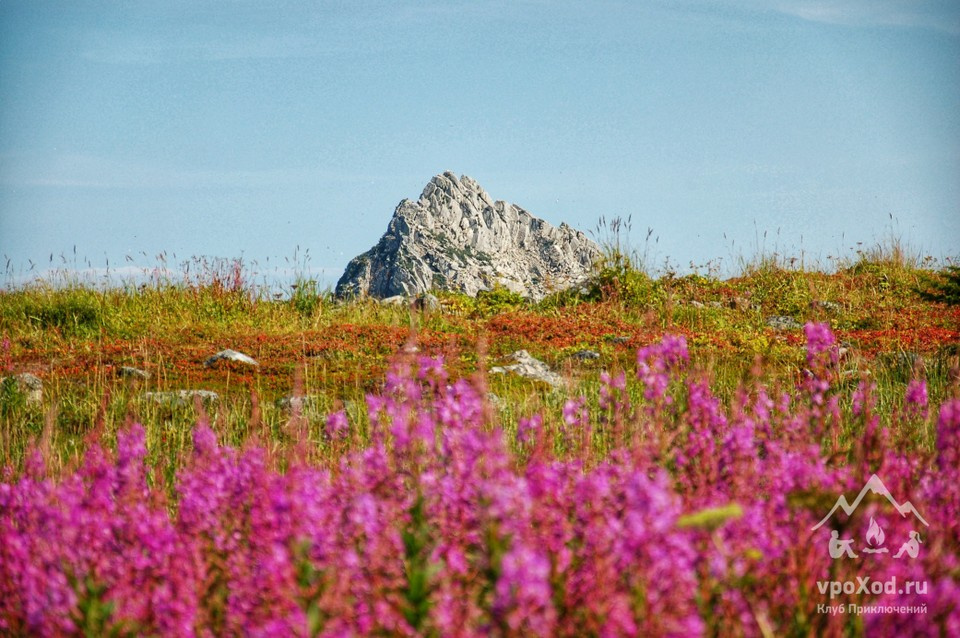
[1, 237, 958, 636]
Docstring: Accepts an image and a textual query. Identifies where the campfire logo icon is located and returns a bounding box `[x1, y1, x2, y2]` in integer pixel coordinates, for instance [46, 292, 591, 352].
[813, 474, 929, 561]
[862, 516, 888, 554]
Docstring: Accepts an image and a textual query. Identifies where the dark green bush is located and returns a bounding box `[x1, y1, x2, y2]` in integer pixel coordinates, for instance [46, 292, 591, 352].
[918, 265, 960, 306]
[5, 290, 103, 336]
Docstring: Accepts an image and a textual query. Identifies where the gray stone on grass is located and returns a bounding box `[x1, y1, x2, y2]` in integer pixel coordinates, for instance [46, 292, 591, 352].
[571, 349, 601, 361]
[810, 300, 842, 314]
[0, 373, 43, 406]
[412, 293, 440, 312]
[487, 392, 506, 409]
[118, 366, 150, 380]
[729, 297, 759, 311]
[277, 395, 325, 412]
[765, 316, 802, 331]
[140, 390, 220, 407]
[336, 172, 600, 302]
[204, 349, 258, 368]
[490, 350, 564, 388]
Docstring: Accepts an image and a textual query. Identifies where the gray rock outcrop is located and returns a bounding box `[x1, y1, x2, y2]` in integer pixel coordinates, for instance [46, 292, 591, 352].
[336, 172, 600, 301]
[490, 350, 564, 388]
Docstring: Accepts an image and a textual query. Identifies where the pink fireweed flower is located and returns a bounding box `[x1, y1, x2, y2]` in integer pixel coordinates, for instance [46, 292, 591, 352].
[191, 422, 219, 459]
[937, 399, 960, 472]
[637, 334, 688, 403]
[561, 397, 591, 455]
[599, 371, 628, 410]
[493, 543, 556, 635]
[416, 354, 447, 387]
[516, 414, 542, 446]
[904, 379, 929, 419]
[852, 380, 876, 418]
[676, 378, 724, 500]
[719, 423, 759, 499]
[325, 410, 349, 441]
[800, 324, 841, 432]
[803, 321, 837, 366]
[905, 379, 928, 407]
[562, 397, 588, 427]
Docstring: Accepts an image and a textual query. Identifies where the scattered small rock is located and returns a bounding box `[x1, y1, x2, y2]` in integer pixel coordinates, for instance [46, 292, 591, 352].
[604, 335, 630, 345]
[411, 293, 440, 312]
[487, 392, 506, 409]
[140, 390, 220, 407]
[0, 373, 43, 406]
[571, 349, 600, 361]
[490, 350, 564, 388]
[810, 300, 842, 314]
[204, 349, 258, 368]
[689, 300, 705, 309]
[765, 316, 802, 331]
[118, 366, 150, 380]
[708, 301, 723, 309]
[380, 295, 406, 306]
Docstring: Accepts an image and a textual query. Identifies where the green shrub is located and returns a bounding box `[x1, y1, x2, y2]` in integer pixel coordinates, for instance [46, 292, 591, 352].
[918, 265, 960, 306]
[5, 289, 103, 337]
[578, 215, 661, 305]
[473, 286, 526, 317]
[0, 376, 27, 416]
[841, 237, 926, 299]
[588, 253, 663, 305]
[290, 278, 324, 317]
[735, 266, 810, 316]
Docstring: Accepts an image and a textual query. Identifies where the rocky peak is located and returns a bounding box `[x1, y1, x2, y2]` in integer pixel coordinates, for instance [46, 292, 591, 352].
[407, 172, 500, 233]
[419, 172, 490, 207]
[336, 172, 600, 300]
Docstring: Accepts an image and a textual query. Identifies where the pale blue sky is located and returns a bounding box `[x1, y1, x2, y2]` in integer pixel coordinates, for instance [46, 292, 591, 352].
[1, 1, 958, 289]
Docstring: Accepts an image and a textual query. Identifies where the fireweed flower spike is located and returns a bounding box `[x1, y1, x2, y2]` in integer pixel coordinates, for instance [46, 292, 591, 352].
[904, 378, 930, 421]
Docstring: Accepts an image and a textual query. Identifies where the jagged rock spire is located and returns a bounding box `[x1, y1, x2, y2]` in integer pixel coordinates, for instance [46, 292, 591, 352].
[335, 172, 600, 300]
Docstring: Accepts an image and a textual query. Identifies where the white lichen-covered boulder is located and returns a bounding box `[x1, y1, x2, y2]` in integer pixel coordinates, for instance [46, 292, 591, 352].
[204, 349, 259, 368]
[490, 350, 564, 388]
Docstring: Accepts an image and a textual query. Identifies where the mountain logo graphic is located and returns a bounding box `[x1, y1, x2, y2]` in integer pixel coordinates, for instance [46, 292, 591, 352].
[812, 474, 929, 531]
